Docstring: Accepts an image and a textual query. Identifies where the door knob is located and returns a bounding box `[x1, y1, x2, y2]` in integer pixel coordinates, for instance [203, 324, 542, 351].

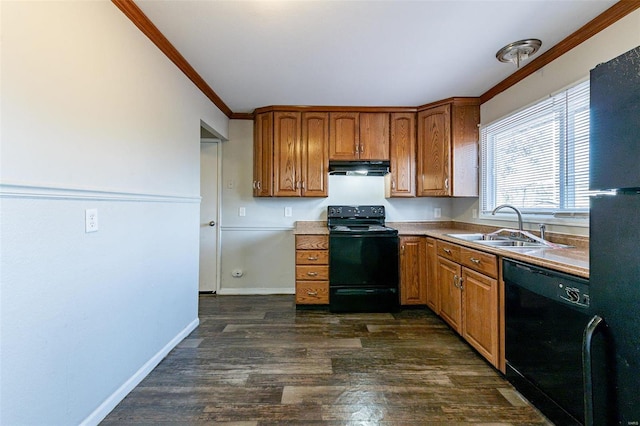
[209, 221, 216, 227]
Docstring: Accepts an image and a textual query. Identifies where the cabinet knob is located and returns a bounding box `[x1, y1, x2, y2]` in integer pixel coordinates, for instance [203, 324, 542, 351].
[470, 257, 481, 265]
[307, 272, 318, 277]
[307, 291, 318, 296]
[443, 248, 452, 255]
[307, 256, 318, 261]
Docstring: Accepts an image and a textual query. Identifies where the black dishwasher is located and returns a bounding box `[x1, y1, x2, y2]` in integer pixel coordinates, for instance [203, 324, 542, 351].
[503, 259, 593, 426]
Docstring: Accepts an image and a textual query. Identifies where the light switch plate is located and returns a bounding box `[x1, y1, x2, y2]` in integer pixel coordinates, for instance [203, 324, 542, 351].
[284, 207, 292, 217]
[434, 207, 442, 219]
[239, 207, 246, 217]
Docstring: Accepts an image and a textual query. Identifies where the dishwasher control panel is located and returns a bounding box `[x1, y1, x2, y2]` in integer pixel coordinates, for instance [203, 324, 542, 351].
[503, 259, 590, 309]
[558, 282, 590, 307]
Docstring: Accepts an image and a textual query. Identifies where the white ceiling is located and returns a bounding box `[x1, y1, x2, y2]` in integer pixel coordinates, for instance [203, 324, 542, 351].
[136, 0, 617, 114]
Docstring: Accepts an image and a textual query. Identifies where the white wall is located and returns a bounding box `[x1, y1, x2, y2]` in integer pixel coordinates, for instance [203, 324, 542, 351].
[0, 2, 228, 425]
[452, 10, 640, 237]
[219, 120, 451, 294]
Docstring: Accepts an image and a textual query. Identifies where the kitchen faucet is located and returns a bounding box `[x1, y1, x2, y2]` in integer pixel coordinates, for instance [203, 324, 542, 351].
[491, 204, 524, 231]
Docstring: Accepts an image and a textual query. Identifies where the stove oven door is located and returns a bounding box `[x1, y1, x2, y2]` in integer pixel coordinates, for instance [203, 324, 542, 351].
[329, 232, 399, 313]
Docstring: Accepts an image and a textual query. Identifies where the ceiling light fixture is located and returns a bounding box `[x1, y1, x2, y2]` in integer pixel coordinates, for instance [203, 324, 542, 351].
[496, 39, 542, 68]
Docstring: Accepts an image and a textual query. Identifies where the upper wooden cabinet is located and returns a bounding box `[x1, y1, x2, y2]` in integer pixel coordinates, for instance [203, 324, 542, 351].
[253, 112, 274, 197]
[388, 112, 416, 197]
[417, 99, 480, 197]
[359, 113, 389, 160]
[254, 111, 329, 197]
[329, 112, 389, 160]
[301, 112, 330, 197]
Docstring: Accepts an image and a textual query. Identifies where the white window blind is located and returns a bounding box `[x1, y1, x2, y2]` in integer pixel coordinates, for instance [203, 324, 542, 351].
[480, 80, 592, 216]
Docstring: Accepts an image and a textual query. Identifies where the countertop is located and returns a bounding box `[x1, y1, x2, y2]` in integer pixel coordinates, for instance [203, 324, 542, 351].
[294, 221, 589, 278]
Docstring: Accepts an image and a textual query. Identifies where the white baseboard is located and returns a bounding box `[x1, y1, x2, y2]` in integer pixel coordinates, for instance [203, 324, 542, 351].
[80, 318, 200, 426]
[217, 287, 295, 295]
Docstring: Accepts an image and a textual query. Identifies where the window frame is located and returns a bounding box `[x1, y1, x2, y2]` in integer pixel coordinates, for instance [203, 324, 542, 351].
[479, 78, 592, 228]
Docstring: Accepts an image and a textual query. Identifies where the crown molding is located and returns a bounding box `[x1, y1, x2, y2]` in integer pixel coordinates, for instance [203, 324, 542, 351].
[480, 1, 640, 104]
[111, 0, 233, 118]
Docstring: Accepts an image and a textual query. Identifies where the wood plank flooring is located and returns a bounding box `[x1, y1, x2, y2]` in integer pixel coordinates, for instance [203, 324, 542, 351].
[102, 295, 552, 425]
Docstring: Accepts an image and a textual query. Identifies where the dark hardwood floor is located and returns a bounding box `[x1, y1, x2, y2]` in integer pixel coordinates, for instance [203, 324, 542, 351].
[102, 295, 551, 425]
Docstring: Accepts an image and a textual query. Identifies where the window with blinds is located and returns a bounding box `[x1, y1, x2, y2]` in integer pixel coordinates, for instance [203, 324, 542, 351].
[480, 80, 591, 217]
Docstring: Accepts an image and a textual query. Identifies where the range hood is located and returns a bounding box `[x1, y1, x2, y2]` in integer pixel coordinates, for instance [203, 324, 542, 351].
[328, 160, 390, 176]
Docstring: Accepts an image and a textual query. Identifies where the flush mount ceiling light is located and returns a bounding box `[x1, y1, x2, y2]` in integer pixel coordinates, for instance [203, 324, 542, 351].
[496, 39, 542, 68]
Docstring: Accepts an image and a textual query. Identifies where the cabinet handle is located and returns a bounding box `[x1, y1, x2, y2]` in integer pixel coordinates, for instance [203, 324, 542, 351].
[445, 178, 449, 190]
[252, 181, 256, 189]
[301, 181, 305, 190]
[453, 274, 459, 288]
[470, 257, 481, 265]
[257, 181, 262, 190]
[391, 180, 396, 190]
[359, 144, 364, 154]
[355, 143, 359, 154]
[459, 277, 464, 290]
[307, 291, 318, 296]
[443, 248, 452, 255]
[307, 272, 318, 277]
[401, 245, 405, 253]
[307, 256, 318, 261]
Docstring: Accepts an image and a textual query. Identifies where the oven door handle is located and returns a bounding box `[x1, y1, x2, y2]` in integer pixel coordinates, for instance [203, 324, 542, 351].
[582, 314, 605, 426]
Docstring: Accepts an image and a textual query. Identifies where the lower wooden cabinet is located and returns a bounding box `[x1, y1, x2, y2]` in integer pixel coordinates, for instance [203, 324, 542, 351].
[295, 235, 329, 305]
[425, 238, 439, 313]
[435, 239, 499, 367]
[399, 236, 427, 305]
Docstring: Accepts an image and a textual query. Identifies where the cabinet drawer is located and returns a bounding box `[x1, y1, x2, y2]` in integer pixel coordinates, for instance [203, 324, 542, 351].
[296, 281, 329, 304]
[437, 240, 460, 262]
[460, 247, 498, 278]
[296, 235, 329, 250]
[296, 265, 329, 281]
[296, 250, 328, 265]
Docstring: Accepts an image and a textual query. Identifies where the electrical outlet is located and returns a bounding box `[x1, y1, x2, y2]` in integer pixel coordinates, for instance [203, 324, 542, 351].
[239, 207, 246, 217]
[284, 207, 292, 217]
[433, 207, 442, 219]
[85, 208, 98, 233]
[472, 208, 478, 219]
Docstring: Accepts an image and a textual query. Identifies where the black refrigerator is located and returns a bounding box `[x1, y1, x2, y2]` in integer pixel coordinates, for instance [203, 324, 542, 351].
[589, 45, 640, 425]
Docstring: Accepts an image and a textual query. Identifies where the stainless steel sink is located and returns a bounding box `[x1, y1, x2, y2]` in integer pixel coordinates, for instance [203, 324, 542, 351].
[446, 233, 571, 249]
[445, 233, 508, 241]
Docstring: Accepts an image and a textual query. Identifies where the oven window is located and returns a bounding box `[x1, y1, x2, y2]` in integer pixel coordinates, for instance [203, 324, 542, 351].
[329, 234, 398, 287]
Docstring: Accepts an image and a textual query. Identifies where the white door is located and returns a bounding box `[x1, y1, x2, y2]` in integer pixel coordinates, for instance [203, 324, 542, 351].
[199, 140, 219, 292]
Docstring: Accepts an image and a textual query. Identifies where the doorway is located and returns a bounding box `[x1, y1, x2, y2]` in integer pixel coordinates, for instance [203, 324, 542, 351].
[199, 138, 220, 292]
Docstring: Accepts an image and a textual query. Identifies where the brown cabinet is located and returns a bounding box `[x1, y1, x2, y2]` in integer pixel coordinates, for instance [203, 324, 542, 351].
[387, 113, 416, 197]
[329, 112, 389, 160]
[417, 99, 480, 197]
[425, 237, 439, 313]
[399, 236, 426, 305]
[253, 112, 274, 196]
[435, 239, 499, 367]
[254, 111, 329, 197]
[295, 235, 329, 305]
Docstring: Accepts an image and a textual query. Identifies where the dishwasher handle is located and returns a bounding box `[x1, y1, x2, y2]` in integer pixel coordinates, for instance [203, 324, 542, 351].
[583, 314, 605, 426]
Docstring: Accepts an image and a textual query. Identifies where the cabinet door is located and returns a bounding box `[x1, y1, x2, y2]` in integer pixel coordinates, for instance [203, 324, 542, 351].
[400, 236, 426, 305]
[461, 268, 498, 367]
[417, 104, 451, 196]
[329, 112, 359, 160]
[437, 256, 462, 332]
[451, 103, 480, 197]
[253, 112, 273, 196]
[425, 237, 439, 313]
[389, 113, 416, 197]
[301, 112, 329, 197]
[359, 113, 389, 160]
[273, 112, 302, 196]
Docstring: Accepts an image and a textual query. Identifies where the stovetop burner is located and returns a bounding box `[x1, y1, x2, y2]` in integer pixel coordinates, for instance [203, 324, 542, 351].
[327, 205, 397, 235]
